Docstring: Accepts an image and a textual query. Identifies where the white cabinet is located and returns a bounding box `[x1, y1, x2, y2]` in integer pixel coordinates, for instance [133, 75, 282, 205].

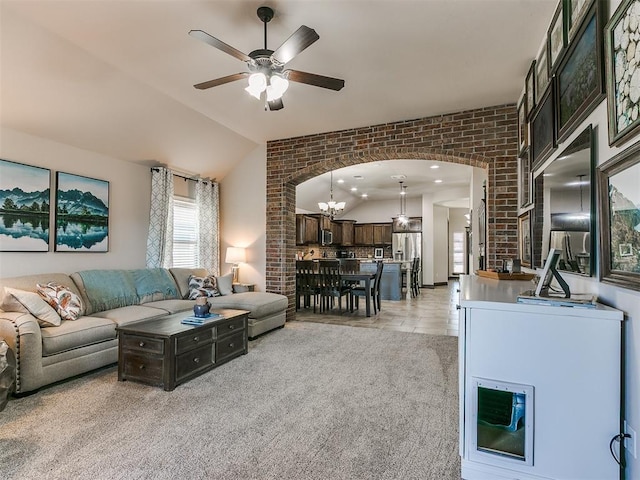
[458, 275, 624, 480]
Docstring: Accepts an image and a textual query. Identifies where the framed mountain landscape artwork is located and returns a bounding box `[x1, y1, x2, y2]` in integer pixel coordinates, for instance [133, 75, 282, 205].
[55, 172, 109, 252]
[0, 159, 51, 252]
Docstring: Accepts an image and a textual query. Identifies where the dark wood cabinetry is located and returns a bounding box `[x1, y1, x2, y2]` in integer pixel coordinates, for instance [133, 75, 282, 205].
[392, 216, 422, 232]
[338, 220, 355, 246]
[296, 215, 319, 245]
[354, 223, 374, 245]
[373, 223, 392, 245]
[355, 223, 392, 246]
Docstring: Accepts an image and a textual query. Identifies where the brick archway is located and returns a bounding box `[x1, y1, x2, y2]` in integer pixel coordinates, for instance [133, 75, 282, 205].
[266, 105, 519, 321]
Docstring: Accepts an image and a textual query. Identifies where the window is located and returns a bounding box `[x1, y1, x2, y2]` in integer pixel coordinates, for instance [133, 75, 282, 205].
[452, 231, 465, 274]
[173, 197, 198, 268]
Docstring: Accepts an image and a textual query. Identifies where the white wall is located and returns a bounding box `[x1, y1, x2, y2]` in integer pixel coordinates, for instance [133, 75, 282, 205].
[342, 196, 422, 223]
[219, 144, 266, 291]
[0, 128, 150, 277]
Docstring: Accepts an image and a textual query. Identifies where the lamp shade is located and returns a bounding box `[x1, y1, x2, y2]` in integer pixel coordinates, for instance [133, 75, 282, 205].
[225, 247, 246, 264]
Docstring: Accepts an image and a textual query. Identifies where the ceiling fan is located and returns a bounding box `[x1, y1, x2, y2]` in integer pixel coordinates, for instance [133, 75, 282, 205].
[189, 6, 345, 111]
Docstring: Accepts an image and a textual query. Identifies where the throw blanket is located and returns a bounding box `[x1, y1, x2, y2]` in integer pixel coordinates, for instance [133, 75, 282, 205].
[132, 268, 178, 302]
[76, 270, 139, 314]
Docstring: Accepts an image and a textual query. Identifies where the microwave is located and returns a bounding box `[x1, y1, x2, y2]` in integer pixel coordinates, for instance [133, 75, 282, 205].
[321, 229, 333, 245]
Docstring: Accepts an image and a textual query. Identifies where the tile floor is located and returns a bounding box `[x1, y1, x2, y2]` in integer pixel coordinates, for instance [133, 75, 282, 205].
[294, 280, 460, 336]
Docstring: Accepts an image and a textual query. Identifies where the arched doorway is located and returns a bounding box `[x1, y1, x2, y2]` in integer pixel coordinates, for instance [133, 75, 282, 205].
[265, 105, 519, 320]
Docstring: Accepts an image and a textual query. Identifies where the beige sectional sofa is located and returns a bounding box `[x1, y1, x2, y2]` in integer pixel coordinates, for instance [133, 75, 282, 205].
[0, 268, 287, 394]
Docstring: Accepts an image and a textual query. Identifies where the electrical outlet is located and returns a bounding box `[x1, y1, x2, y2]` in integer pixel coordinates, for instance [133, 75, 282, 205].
[625, 421, 637, 459]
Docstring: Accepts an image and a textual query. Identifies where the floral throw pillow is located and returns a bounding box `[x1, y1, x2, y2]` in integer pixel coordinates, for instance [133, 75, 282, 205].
[36, 282, 83, 321]
[188, 275, 221, 299]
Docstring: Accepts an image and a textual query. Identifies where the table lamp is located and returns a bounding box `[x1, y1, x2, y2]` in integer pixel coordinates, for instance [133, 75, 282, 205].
[225, 247, 246, 284]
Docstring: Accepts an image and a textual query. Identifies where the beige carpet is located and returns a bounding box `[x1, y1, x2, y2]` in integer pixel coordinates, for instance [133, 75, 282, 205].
[0, 322, 460, 480]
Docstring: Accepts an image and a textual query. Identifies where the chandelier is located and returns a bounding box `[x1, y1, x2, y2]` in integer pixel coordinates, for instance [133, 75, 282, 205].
[318, 171, 346, 219]
[397, 181, 408, 224]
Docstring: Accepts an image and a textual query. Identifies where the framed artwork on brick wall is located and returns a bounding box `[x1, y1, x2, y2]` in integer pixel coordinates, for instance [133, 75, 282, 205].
[567, 0, 595, 41]
[518, 94, 529, 156]
[605, 0, 640, 146]
[55, 172, 109, 252]
[518, 151, 532, 209]
[0, 159, 51, 252]
[549, 0, 567, 72]
[555, 2, 604, 143]
[525, 60, 537, 119]
[536, 43, 550, 102]
[519, 211, 532, 267]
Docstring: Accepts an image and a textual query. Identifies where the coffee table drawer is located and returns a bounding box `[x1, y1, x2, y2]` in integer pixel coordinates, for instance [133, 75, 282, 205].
[176, 343, 214, 381]
[121, 334, 164, 354]
[217, 316, 245, 336]
[122, 353, 164, 384]
[216, 330, 245, 361]
[176, 328, 214, 355]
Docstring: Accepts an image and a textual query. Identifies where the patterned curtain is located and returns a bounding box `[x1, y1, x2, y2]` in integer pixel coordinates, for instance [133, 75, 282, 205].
[146, 167, 174, 268]
[195, 179, 220, 275]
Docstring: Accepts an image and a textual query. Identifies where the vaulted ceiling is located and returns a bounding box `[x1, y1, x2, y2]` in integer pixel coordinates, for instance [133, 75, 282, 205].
[1, 0, 556, 185]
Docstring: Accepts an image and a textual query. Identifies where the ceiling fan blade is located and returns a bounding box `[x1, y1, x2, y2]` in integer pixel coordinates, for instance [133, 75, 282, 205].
[268, 98, 284, 111]
[189, 29, 252, 63]
[271, 25, 319, 65]
[286, 70, 345, 91]
[194, 72, 249, 90]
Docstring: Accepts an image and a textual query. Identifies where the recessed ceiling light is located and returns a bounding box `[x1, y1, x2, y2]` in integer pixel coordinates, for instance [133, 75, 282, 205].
[361, 193, 368, 198]
[337, 178, 345, 183]
[353, 175, 364, 180]
[351, 187, 358, 192]
[434, 179, 443, 184]
[430, 165, 440, 169]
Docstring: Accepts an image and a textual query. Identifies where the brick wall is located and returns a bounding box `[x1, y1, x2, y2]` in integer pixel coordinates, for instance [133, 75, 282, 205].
[266, 104, 519, 320]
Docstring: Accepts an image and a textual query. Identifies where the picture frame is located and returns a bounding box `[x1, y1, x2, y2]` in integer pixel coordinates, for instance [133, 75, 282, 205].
[517, 94, 529, 156]
[535, 43, 550, 102]
[525, 60, 536, 119]
[518, 150, 532, 209]
[548, 0, 567, 72]
[597, 141, 640, 291]
[555, 2, 604, 143]
[518, 212, 532, 268]
[604, 0, 640, 146]
[531, 78, 556, 169]
[55, 172, 109, 252]
[0, 159, 51, 252]
[567, 0, 594, 41]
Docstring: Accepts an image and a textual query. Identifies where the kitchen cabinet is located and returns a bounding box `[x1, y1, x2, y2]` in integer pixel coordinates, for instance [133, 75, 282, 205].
[354, 224, 373, 246]
[373, 223, 392, 245]
[330, 221, 342, 245]
[333, 220, 355, 246]
[392, 216, 422, 233]
[296, 214, 319, 245]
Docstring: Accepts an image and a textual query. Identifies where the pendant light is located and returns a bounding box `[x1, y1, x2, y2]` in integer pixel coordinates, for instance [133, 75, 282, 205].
[318, 170, 346, 219]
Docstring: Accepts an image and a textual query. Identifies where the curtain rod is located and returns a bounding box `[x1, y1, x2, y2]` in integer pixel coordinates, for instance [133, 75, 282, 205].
[150, 167, 216, 184]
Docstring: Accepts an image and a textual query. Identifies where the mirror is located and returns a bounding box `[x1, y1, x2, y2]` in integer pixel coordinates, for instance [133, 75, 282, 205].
[531, 126, 594, 275]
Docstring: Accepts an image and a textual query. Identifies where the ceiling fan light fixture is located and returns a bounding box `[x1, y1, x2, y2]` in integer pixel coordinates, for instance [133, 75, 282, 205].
[266, 75, 290, 101]
[245, 72, 267, 99]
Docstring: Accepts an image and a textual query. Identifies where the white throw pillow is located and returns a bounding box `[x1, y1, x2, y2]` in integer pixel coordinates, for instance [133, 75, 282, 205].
[216, 273, 234, 296]
[1, 287, 62, 327]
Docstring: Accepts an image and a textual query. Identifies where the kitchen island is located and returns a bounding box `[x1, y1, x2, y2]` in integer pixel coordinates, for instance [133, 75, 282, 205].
[359, 260, 410, 301]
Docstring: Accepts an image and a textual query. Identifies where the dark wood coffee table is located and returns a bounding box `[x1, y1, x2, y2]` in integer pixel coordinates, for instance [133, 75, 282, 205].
[116, 308, 249, 391]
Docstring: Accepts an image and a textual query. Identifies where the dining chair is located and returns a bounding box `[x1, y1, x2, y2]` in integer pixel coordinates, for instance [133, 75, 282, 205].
[351, 260, 383, 314]
[411, 257, 421, 297]
[318, 260, 350, 313]
[296, 260, 319, 312]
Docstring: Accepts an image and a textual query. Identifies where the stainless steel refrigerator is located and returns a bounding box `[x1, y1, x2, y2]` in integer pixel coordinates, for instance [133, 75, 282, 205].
[392, 232, 422, 261]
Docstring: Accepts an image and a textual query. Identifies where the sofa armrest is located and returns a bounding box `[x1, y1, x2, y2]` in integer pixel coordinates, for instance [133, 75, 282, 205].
[0, 311, 43, 394]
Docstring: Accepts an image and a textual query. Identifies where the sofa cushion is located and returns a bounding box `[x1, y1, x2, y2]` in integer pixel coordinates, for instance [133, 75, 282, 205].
[188, 275, 221, 299]
[91, 305, 169, 327]
[0, 273, 85, 316]
[216, 273, 234, 296]
[1, 287, 62, 327]
[37, 282, 83, 321]
[144, 299, 194, 314]
[41, 316, 116, 356]
[209, 292, 288, 319]
[169, 268, 208, 299]
[71, 270, 139, 315]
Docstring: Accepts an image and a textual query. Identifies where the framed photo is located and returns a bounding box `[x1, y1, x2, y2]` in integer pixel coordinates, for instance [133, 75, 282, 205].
[518, 151, 532, 209]
[548, 0, 567, 72]
[531, 79, 556, 168]
[518, 212, 532, 268]
[567, 0, 594, 41]
[517, 94, 529, 155]
[0, 159, 51, 252]
[55, 172, 109, 252]
[525, 60, 536, 118]
[597, 141, 640, 291]
[605, 0, 640, 146]
[555, 2, 604, 143]
[535, 43, 550, 102]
